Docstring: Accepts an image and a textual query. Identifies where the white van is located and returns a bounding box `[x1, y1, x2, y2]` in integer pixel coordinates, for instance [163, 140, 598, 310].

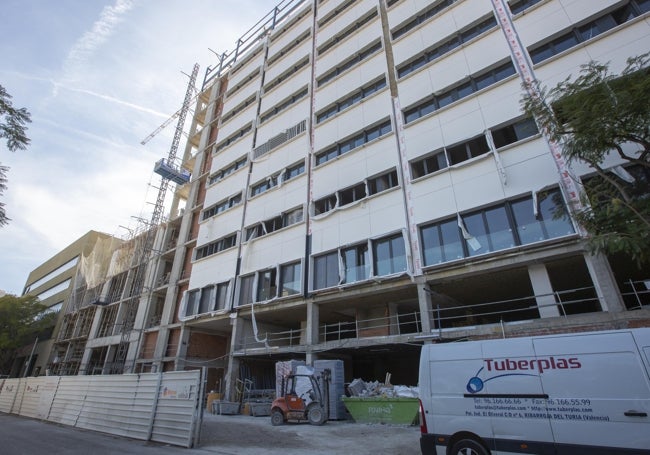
[418, 328, 650, 455]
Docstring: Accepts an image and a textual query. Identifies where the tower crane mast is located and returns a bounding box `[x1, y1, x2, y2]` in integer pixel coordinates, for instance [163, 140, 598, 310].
[112, 63, 199, 374]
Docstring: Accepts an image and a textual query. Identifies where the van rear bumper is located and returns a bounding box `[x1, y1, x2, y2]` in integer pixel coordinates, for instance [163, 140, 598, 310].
[420, 433, 440, 455]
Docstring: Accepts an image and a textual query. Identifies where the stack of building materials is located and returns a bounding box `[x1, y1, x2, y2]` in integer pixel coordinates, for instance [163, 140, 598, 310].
[314, 359, 346, 420]
[275, 359, 305, 399]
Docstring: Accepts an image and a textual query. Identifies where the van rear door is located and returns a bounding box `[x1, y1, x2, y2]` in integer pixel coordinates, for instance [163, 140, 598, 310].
[476, 338, 555, 454]
[533, 331, 650, 453]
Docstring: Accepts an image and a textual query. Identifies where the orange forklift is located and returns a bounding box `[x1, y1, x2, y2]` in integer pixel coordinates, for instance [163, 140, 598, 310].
[270, 369, 331, 426]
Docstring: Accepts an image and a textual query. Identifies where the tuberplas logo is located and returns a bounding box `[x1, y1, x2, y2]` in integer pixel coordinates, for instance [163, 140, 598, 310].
[466, 356, 581, 394]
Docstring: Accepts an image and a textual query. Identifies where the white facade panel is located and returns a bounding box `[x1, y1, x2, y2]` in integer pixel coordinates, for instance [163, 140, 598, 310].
[402, 116, 446, 161]
[246, 192, 301, 227]
[251, 135, 309, 179]
[240, 224, 306, 273]
[219, 103, 258, 139]
[198, 207, 243, 242]
[318, 0, 376, 42]
[203, 172, 246, 209]
[387, 0, 427, 34]
[314, 99, 391, 153]
[579, 20, 650, 69]
[318, 18, 381, 70]
[263, 65, 311, 103]
[314, 67, 387, 112]
[268, 4, 313, 52]
[498, 139, 563, 198]
[395, 66, 436, 109]
[515, 0, 618, 49]
[366, 190, 408, 237]
[449, 156, 505, 213]
[312, 135, 396, 197]
[461, 31, 511, 75]
[411, 174, 457, 224]
[256, 102, 310, 145]
[449, 0, 492, 26]
[266, 39, 312, 83]
[434, 100, 486, 147]
[532, 22, 650, 89]
[190, 248, 239, 288]
[227, 45, 265, 90]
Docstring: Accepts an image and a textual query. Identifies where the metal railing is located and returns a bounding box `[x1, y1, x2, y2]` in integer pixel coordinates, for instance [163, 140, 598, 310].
[620, 278, 650, 309]
[232, 281, 649, 351]
[202, 0, 308, 88]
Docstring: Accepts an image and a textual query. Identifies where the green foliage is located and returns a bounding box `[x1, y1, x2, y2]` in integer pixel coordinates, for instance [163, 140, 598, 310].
[0, 294, 53, 373]
[0, 83, 32, 227]
[522, 54, 650, 266]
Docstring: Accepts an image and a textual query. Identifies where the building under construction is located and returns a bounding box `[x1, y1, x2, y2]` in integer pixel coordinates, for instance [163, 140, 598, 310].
[22, 0, 650, 401]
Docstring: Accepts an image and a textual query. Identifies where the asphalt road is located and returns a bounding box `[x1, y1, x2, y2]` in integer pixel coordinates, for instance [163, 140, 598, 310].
[0, 412, 421, 455]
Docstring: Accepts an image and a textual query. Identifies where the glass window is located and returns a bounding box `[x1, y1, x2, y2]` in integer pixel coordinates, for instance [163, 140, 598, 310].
[373, 234, 406, 276]
[257, 269, 277, 301]
[485, 206, 515, 250]
[462, 212, 489, 256]
[215, 282, 228, 311]
[447, 143, 469, 165]
[199, 286, 214, 314]
[440, 219, 464, 261]
[313, 252, 340, 289]
[314, 195, 337, 215]
[368, 170, 398, 194]
[342, 244, 369, 283]
[421, 224, 444, 265]
[186, 289, 200, 316]
[511, 197, 545, 244]
[280, 262, 301, 296]
[238, 275, 254, 306]
[538, 191, 575, 238]
[339, 183, 366, 206]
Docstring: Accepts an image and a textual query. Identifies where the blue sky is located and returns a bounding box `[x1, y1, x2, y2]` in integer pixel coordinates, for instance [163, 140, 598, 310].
[0, 0, 270, 295]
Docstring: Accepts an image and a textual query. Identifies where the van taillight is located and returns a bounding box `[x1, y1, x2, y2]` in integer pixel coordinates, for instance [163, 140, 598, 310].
[419, 399, 428, 434]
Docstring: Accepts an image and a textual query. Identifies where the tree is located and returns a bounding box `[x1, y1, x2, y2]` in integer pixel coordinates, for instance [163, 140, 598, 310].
[0, 294, 53, 375]
[522, 54, 650, 266]
[0, 84, 32, 227]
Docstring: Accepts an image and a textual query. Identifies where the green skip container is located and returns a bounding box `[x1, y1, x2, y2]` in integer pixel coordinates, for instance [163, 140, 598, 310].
[342, 397, 419, 424]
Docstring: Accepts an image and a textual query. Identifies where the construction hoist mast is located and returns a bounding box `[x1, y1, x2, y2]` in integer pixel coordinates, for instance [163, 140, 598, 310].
[111, 63, 200, 374]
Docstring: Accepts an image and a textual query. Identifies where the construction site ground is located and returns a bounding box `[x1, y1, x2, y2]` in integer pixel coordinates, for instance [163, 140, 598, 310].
[199, 413, 420, 455]
[0, 412, 420, 454]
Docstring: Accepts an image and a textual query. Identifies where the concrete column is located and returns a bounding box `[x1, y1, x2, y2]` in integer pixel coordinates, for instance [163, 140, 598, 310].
[174, 327, 191, 371]
[388, 302, 399, 335]
[416, 281, 434, 334]
[224, 316, 244, 401]
[584, 253, 625, 313]
[528, 263, 561, 318]
[305, 301, 319, 365]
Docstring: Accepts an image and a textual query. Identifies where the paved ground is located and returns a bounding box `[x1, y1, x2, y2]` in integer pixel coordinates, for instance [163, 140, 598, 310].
[199, 413, 421, 455]
[0, 412, 421, 455]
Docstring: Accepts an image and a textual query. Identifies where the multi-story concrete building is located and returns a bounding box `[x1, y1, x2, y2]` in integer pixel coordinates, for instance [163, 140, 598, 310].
[11, 230, 119, 377]
[167, 0, 649, 397]
[31, 0, 648, 402]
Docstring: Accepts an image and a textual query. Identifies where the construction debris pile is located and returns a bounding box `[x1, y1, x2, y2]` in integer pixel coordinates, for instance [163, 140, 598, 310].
[347, 374, 419, 399]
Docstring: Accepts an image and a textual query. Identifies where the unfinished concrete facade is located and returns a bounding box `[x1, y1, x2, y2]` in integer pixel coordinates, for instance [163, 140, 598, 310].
[20, 1, 648, 403]
[167, 0, 650, 399]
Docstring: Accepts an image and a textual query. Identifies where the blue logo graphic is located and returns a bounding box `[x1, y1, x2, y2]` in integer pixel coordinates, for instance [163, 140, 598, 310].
[466, 367, 537, 394]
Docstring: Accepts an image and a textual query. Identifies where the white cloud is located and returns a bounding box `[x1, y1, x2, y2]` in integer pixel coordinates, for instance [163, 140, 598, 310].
[61, 0, 135, 83]
[0, 0, 273, 295]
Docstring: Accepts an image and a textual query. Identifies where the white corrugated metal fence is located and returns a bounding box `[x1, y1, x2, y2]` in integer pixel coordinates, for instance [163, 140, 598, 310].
[0, 370, 203, 448]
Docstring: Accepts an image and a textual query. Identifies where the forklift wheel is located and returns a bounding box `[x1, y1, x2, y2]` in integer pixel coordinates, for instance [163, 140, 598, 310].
[307, 402, 326, 425]
[271, 410, 284, 426]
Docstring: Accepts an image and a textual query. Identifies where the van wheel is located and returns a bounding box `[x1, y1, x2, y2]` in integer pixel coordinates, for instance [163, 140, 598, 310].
[450, 439, 489, 455]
